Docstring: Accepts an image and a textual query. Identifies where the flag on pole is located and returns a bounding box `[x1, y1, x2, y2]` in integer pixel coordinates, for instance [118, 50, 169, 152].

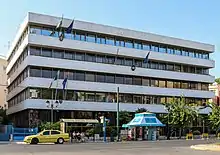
[66, 20, 74, 34]
[62, 77, 68, 100]
[143, 52, 150, 63]
[50, 15, 63, 36]
[114, 48, 119, 64]
[62, 77, 68, 90]
[49, 70, 60, 88]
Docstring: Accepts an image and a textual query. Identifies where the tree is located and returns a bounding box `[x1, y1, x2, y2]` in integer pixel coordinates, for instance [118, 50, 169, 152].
[135, 108, 149, 113]
[39, 122, 60, 131]
[163, 97, 198, 139]
[215, 78, 220, 84]
[119, 111, 132, 126]
[208, 102, 220, 133]
[0, 107, 9, 125]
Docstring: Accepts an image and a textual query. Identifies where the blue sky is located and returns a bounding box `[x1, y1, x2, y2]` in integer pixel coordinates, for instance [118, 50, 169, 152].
[0, 0, 219, 77]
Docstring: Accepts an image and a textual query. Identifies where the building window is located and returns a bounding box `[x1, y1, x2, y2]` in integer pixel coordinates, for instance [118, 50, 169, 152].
[96, 74, 105, 82]
[181, 82, 189, 89]
[135, 60, 142, 67]
[115, 57, 124, 65]
[198, 83, 202, 90]
[85, 73, 95, 82]
[167, 47, 174, 54]
[166, 81, 173, 88]
[143, 44, 150, 51]
[174, 64, 181, 72]
[30, 67, 41, 77]
[182, 65, 189, 72]
[64, 51, 74, 60]
[106, 37, 115, 46]
[125, 40, 133, 48]
[133, 95, 142, 104]
[86, 34, 96, 43]
[190, 83, 198, 90]
[159, 80, 166, 88]
[159, 45, 167, 53]
[151, 79, 159, 87]
[30, 27, 41, 35]
[159, 63, 166, 70]
[53, 49, 64, 59]
[167, 64, 174, 71]
[174, 82, 181, 88]
[75, 71, 85, 81]
[124, 94, 133, 103]
[160, 97, 166, 104]
[42, 68, 52, 78]
[143, 96, 151, 104]
[42, 48, 52, 57]
[124, 58, 133, 66]
[189, 67, 196, 73]
[96, 36, 106, 44]
[124, 76, 132, 85]
[85, 92, 95, 101]
[175, 49, 181, 55]
[96, 55, 106, 63]
[42, 89, 52, 99]
[105, 74, 115, 83]
[151, 62, 159, 69]
[30, 47, 41, 56]
[142, 78, 150, 86]
[115, 75, 124, 84]
[202, 84, 209, 91]
[96, 93, 106, 102]
[133, 77, 142, 85]
[75, 52, 85, 61]
[134, 42, 142, 49]
[106, 56, 115, 64]
[151, 44, 159, 52]
[85, 54, 96, 62]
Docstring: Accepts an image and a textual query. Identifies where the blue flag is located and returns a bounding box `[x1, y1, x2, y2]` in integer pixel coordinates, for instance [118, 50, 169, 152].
[143, 52, 150, 63]
[62, 77, 68, 90]
[66, 20, 74, 34]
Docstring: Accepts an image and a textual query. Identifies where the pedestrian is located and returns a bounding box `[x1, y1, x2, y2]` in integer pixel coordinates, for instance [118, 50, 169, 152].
[69, 130, 73, 143]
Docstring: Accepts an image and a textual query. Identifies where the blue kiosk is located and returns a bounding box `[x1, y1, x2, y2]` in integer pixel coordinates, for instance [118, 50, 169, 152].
[124, 112, 165, 141]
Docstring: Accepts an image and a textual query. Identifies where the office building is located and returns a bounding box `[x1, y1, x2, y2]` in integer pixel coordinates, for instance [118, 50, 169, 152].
[6, 12, 215, 127]
[0, 57, 7, 109]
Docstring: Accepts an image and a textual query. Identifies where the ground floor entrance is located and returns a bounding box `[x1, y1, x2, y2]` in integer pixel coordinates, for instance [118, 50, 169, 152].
[8, 109, 117, 128]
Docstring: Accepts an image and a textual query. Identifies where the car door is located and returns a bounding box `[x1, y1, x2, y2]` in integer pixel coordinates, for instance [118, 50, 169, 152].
[38, 131, 51, 143]
[50, 130, 61, 142]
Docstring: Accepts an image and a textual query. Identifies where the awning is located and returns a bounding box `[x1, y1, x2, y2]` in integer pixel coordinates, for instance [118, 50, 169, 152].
[127, 112, 165, 127]
[60, 119, 99, 124]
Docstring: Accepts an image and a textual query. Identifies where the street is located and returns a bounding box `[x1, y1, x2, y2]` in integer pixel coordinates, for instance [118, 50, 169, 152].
[0, 139, 220, 155]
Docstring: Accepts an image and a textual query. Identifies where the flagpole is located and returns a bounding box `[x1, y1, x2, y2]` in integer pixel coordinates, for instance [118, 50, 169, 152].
[51, 89, 54, 125]
[116, 86, 120, 141]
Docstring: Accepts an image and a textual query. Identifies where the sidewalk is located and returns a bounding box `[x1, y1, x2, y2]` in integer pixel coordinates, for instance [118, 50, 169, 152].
[191, 144, 220, 151]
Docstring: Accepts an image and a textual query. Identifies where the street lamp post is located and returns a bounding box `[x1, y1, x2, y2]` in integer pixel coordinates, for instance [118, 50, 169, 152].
[46, 90, 62, 125]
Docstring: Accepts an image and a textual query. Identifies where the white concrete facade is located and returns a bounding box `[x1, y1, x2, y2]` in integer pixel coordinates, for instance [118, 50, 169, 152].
[6, 12, 215, 117]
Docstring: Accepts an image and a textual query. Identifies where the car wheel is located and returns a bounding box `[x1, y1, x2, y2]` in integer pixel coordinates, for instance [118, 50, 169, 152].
[57, 138, 64, 144]
[30, 138, 39, 144]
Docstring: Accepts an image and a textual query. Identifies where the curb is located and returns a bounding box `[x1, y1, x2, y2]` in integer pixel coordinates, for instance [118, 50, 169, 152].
[14, 142, 55, 145]
[191, 145, 220, 152]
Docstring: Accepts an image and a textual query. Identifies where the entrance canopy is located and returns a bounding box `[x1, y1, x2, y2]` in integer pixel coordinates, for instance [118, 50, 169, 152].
[60, 119, 99, 124]
[126, 112, 165, 127]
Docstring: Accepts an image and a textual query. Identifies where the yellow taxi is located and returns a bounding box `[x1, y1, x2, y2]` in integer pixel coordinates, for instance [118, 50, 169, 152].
[24, 130, 69, 144]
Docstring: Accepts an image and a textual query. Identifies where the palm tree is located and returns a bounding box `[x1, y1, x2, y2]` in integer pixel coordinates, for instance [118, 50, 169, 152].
[135, 108, 149, 113]
[119, 111, 132, 126]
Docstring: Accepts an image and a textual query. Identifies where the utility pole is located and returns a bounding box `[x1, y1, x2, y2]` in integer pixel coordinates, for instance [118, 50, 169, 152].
[116, 86, 120, 141]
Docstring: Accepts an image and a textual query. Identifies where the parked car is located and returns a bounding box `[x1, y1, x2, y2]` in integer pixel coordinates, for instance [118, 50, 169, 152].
[24, 130, 69, 144]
